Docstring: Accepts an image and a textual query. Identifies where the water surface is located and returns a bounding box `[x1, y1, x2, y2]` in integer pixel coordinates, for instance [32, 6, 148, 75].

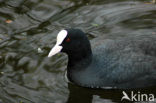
[0, 0, 156, 103]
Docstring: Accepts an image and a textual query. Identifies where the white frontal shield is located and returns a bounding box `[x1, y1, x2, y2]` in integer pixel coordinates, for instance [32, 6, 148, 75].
[48, 30, 67, 57]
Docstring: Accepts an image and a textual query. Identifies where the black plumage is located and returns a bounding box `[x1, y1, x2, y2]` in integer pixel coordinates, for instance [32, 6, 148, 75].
[53, 28, 156, 89]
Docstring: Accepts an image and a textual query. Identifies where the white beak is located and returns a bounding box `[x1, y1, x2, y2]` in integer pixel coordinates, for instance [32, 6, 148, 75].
[48, 44, 62, 57]
[48, 29, 67, 58]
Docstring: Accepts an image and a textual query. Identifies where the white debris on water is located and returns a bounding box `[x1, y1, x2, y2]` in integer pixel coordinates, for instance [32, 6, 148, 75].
[0, 72, 4, 74]
[38, 48, 44, 53]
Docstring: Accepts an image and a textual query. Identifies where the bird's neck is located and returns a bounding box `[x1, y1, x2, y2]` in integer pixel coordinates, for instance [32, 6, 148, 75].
[67, 50, 92, 69]
[66, 49, 92, 83]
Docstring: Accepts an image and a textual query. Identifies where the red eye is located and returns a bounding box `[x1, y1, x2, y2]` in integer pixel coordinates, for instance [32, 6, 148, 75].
[66, 38, 70, 42]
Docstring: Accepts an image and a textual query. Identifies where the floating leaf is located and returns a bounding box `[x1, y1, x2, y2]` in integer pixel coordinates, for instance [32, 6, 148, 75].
[144, 0, 156, 4]
[91, 23, 99, 27]
[5, 19, 13, 23]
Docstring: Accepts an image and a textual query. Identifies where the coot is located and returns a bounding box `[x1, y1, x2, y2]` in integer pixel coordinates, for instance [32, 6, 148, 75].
[48, 29, 156, 89]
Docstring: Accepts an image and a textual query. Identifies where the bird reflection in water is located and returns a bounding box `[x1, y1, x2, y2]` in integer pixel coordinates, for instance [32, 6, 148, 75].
[66, 83, 156, 103]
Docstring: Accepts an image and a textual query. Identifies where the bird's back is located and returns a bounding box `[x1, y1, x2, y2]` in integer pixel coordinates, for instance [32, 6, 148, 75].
[75, 34, 156, 88]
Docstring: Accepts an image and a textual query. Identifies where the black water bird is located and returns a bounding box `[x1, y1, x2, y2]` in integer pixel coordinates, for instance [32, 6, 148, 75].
[48, 28, 156, 89]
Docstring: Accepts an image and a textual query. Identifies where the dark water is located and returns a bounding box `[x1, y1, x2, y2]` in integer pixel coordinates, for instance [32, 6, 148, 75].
[0, 0, 156, 103]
